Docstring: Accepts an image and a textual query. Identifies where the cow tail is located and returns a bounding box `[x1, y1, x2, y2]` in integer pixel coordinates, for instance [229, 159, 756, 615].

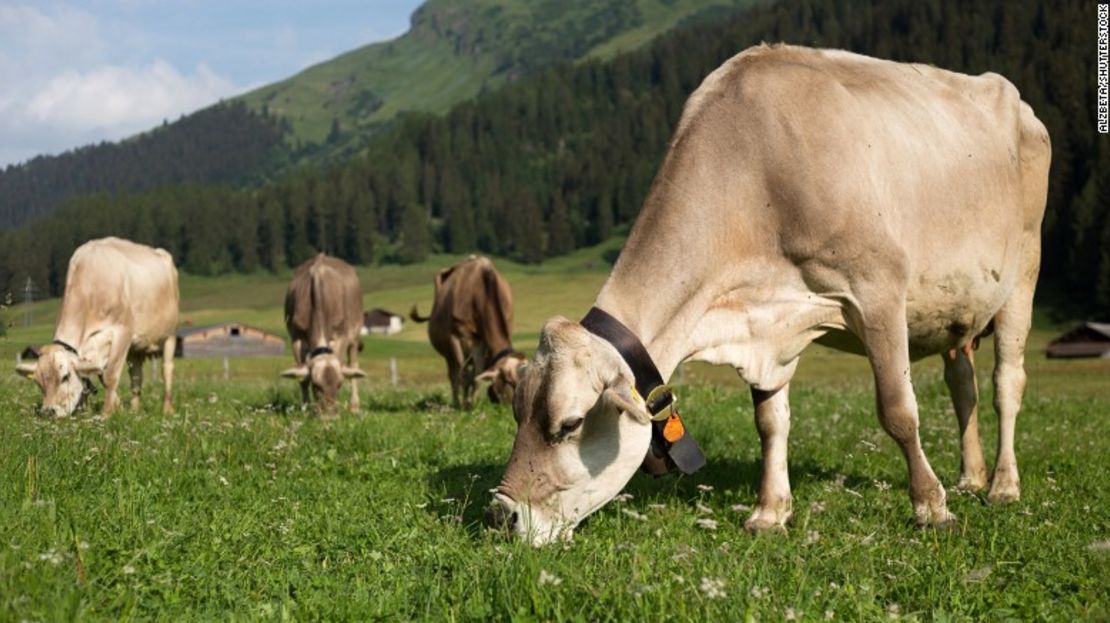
[410, 304, 430, 323]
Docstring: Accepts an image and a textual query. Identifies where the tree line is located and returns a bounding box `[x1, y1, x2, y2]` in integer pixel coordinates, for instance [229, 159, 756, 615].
[0, 0, 1105, 315]
[0, 102, 287, 228]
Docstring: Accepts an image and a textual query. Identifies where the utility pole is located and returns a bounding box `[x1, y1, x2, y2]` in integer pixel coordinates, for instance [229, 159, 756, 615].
[23, 277, 35, 327]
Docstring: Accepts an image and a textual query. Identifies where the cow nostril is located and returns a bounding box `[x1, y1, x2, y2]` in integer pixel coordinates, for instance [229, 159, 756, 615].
[485, 502, 518, 532]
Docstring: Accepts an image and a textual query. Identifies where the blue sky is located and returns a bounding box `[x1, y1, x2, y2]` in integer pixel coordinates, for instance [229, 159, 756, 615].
[0, 0, 423, 167]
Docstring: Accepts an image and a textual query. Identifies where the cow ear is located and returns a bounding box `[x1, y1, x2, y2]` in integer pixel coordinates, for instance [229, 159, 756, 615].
[602, 376, 650, 424]
[15, 363, 36, 379]
[475, 369, 498, 384]
[281, 367, 309, 380]
[342, 367, 366, 379]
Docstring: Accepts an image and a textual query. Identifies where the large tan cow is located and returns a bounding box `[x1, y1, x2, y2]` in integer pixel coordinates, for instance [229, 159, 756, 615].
[15, 237, 179, 416]
[485, 45, 1050, 545]
[411, 256, 526, 408]
[281, 254, 366, 412]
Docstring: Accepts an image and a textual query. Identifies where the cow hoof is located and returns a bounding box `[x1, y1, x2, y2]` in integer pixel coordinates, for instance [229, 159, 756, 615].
[744, 510, 791, 534]
[987, 487, 1020, 505]
[913, 507, 957, 529]
[956, 475, 988, 493]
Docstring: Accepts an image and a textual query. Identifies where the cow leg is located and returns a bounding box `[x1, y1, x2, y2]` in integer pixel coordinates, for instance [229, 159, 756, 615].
[347, 340, 361, 412]
[862, 301, 953, 526]
[101, 332, 131, 416]
[988, 279, 1035, 504]
[942, 344, 988, 492]
[127, 354, 144, 411]
[161, 335, 175, 414]
[745, 384, 793, 532]
[448, 336, 467, 409]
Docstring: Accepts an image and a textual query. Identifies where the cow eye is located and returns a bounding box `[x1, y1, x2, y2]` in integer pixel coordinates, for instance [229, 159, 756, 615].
[559, 417, 584, 437]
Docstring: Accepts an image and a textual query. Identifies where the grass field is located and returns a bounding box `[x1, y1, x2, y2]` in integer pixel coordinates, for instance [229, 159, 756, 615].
[1, 242, 1108, 620]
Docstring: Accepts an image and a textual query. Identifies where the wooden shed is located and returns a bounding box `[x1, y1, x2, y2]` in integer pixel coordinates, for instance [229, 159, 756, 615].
[1045, 322, 1110, 358]
[175, 322, 285, 359]
[362, 308, 404, 336]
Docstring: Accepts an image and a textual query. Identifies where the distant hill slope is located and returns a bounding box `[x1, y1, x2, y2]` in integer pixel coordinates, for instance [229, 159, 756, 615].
[237, 0, 753, 147]
[0, 0, 754, 229]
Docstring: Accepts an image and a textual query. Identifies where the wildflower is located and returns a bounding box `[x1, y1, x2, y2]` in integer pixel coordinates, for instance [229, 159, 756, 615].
[805, 530, 821, 545]
[538, 569, 562, 586]
[613, 493, 634, 503]
[825, 610, 835, 620]
[962, 566, 992, 583]
[809, 500, 826, 514]
[695, 518, 718, 530]
[696, 484, 714, 492]
[648, 503, 667, 511]
[218, 475, 229, 486]
[122, 564, 136, 575]
[887, 603, 901, 618]
[785, 607, 798, 620]
[699, 577, 726, 599]
[695, 502, 713, 515]
[730, 503, 752, 513]
[621, 508, 647, 522]
[750, 585, 767, 599]
[873, 480, 892, 492]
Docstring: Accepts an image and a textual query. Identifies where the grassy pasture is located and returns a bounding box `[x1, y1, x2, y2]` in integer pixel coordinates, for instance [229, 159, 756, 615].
[1, 242, 1108, 620]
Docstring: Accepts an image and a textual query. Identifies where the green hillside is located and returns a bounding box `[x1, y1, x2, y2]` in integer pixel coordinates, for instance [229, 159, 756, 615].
[237, 0, 754, 148]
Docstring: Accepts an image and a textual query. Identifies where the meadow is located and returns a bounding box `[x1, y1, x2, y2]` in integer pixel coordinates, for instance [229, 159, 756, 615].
[1, 243, 1108, 620]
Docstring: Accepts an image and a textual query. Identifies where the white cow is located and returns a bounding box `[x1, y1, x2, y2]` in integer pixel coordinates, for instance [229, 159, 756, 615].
[16, 237, 179, 416]
[485, 44, 1051, 545]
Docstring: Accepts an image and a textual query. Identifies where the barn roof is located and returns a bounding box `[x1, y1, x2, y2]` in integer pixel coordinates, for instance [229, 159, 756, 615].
[1045, 322, 1110, 358]
[177, 321, 282, 339]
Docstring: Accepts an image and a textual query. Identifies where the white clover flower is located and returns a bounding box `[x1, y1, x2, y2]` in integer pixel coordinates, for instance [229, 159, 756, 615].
[750, 585, 766, 599]
[695, 502, 713, 515]
[695, 518, 718, 531]
[621, 508, 647, 522]
[699, 577, 726, 599]
[538, 569, 562, 586]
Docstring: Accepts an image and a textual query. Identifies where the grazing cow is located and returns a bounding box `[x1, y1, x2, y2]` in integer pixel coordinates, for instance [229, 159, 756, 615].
[410, 256, 526, 408]
[281, 254, 366, 412]
[485, 44, 1050, 545]
[15, 237, 179, 416]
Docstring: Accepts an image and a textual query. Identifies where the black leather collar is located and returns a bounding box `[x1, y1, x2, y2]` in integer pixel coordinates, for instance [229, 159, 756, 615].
[580, 307, 706, 476]
[52, 339, 79, 356]
[309, 345, 334, 358]
[489, 347, 516, 367]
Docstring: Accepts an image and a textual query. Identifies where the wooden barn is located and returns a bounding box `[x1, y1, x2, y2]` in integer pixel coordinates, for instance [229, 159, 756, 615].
[175, 322, 285, 359]
[1045, 322, 1110, 358]
[362, 308, 404, 336]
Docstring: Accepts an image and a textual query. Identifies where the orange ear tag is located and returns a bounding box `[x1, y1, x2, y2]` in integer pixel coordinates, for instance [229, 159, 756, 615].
[663, 411, 685, 443]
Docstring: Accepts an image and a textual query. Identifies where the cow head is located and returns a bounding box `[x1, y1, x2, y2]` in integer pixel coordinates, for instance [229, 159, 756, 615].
[484, 317, 652, 546]
[477, 352, 527, 404]
[15, 334, 112, 417]
[280, 347, 365, 411]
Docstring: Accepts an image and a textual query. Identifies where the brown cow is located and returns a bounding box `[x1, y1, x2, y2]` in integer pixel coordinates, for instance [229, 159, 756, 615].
[280, 254, 366, 412]
[15, 237, 179, 416]
[411, 256, 526, 408]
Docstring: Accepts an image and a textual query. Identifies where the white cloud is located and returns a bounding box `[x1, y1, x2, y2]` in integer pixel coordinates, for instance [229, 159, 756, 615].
[26, 60, 239, 131]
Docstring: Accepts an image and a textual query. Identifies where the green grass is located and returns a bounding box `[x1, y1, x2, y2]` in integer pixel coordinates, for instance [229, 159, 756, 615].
[2, 240, 1108, 619]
